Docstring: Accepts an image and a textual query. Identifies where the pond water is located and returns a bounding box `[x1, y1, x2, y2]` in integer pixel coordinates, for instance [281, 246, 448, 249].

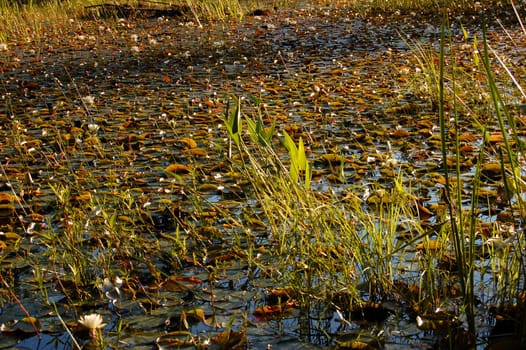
[0, 3, 525, 349]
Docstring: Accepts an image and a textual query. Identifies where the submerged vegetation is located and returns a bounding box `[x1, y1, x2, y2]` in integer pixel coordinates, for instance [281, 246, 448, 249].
[0, 0, 525, 349]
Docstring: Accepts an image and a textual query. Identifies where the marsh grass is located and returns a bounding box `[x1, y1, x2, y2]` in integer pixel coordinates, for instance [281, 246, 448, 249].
[0, 0, 272, 43]
[350, 0, 508, 17]
[226, 100, 436, 331]
[0, 0, 95, 42]
[409, 9, 526, 343]
[219, 5, 526, 346]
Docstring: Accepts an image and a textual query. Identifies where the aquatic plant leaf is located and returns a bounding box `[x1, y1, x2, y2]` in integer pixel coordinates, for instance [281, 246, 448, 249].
[211, 329, 247, 349]
[335, 339, 370, 349]
[166, 163, 191, 174]
[0, 317, 42, 334]
[183, 148, 207, 156]
[245, 113, 276, 146]
[416, 314, 459, 330]
[178, 137, 198, 149]
[181, 308, 208, 329]
[482, 163, 502, 176]
[156, 331, 197, 348]
[281, 130, 311, 188]
[253, 301, 297, 318]
[0, 193, 14, 203]
[415, 239, 442, 251]
[315, 153, 345, 165]
[0, 203, 16, 216]
[334, 333, 384, 349]
[224, 97, 242, 145]
[391, 129, 410, 138]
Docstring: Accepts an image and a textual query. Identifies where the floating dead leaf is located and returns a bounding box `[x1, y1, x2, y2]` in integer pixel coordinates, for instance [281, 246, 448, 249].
[0, 204, 15, 217]
[366, 189, 390, 205]
[391, 128, 410, 138]
[183, 148, 207, 156]
[459, 144, 475, 153]
[253, 300, 297, 318]
[156, 331, 197, 348]
[2, 232, 21, 240]
[29, 213, 45, 221]
[194, 210, 217, 218]
[335, 333, 384, 349]
[172, 276, 202, 284]
[488, 132, 504, 143]
[162, 277, 193, 292]
[315, 153, 345, 165]
[178, 137, 197, 149]
[457, 131, 477, 142]
[198, 183, 219, 192]
[211, 329, 247, 350]
[267, 287, 294, 302]
[264, 85, 278, 95]
[118, 215, 134, 224]
[415, 201, 433, 220]
[180, 308, 209, 329]
[482, 163, 502, 177]
[330, 68, 345, 75]
[206, 251, 236, 265]
[72, 191, 91, 203]
[429, 172, 446, 185]
[166, 163, 190, 174]
[0, 317, 42, 334]
[335, 339, 377, 349]
[283, 124, 300, 134]
[276, 113, 288, 121]
[446, 156, 473, 168]
[416, 239, 442, 252]
[418, 128, 433, 137]
[0, 193, 14, 203]
[194, 226, 222, 239]
[416, 312, 459, 330]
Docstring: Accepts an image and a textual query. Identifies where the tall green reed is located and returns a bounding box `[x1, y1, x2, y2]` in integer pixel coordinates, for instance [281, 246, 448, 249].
[427, 13, 526, 342]
[437, 17, 476, 336]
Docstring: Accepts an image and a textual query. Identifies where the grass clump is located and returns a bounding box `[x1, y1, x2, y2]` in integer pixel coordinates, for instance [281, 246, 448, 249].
[225, 98, 440, 338]
[0, 0, 272, 43]
[349, 0, 509, 18]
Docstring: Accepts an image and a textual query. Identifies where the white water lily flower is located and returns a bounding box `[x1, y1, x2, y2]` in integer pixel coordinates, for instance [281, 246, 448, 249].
[87, 123, 100, 132]
[78, 313, 106, 330]
[81, 95, 95, 106]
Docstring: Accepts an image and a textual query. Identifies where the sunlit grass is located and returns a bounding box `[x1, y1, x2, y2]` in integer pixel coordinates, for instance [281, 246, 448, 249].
[225, 98, 455, 337]
[409, 8, 526, 343]
[349, 0, 508, 16]
[0, 0, 277, 43]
